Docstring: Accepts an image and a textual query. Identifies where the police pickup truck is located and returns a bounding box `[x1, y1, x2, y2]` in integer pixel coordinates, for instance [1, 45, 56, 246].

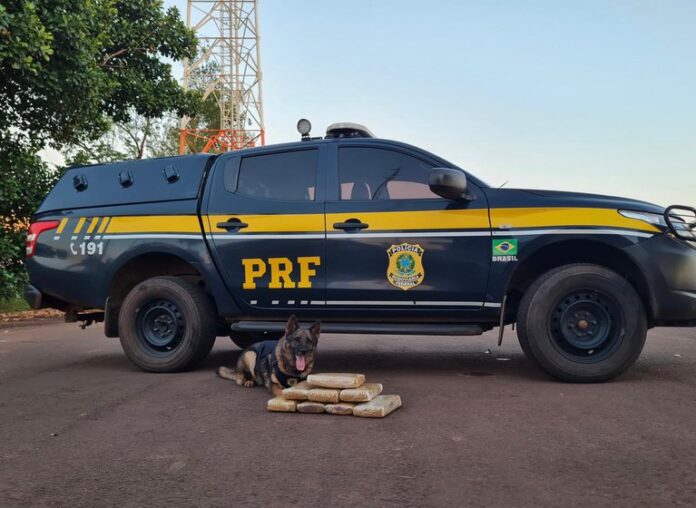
[25, 121, 696, 382]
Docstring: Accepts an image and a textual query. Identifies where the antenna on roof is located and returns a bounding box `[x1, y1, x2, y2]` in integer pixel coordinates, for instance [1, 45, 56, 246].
[325, 122, 376, 139]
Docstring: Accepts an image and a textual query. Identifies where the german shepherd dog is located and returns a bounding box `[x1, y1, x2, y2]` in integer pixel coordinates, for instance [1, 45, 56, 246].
[217, 315, 320, 396]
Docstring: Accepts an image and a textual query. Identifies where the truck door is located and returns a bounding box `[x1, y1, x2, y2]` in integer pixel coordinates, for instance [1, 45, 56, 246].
[204, 146, 326, 313]
[324, 144, 492, 316]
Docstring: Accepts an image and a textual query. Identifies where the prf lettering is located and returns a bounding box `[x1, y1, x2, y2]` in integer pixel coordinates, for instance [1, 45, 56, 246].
[242, 256, 321, 290]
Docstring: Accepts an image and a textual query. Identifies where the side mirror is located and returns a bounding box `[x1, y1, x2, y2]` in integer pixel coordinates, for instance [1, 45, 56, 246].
[429, 168, 468, 200]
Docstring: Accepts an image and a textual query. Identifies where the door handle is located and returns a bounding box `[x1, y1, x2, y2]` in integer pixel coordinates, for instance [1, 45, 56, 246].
[333, 218, 369, 231]
[217, 218, 249, 231]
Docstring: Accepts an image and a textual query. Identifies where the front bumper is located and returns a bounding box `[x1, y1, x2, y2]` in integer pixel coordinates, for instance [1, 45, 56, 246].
[626, 235, 696, 325]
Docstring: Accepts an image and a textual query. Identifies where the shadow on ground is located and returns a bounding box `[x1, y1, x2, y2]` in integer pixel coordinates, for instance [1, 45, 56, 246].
[203, 342, 549, 382]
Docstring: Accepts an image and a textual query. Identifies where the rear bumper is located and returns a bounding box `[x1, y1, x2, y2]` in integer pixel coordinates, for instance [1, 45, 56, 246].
[23, 284, 69, 312]
[24, 284, 43, 310]
[626, 235, 696, 325]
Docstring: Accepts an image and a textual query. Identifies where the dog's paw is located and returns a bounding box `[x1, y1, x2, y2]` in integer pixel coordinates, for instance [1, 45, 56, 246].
[217, 366, 236, 381]
[243, 380, 254, 388]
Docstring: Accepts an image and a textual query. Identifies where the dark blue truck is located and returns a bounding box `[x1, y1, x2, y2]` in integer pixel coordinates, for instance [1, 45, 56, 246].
[24, 122, 696, 381]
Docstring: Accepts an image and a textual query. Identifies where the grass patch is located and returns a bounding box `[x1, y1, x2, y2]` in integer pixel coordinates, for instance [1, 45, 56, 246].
[0, 297, 30, 313]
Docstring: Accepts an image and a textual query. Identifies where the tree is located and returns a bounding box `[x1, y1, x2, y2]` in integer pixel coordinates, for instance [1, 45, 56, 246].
[0, 0, 200, 147]
[0, 135, 57, 300]
[0, 0, 202, 299]
[64, 113, 181, 165]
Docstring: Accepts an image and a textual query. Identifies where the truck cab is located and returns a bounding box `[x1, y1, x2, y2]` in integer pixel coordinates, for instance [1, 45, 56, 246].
[25, 122, 696, 381]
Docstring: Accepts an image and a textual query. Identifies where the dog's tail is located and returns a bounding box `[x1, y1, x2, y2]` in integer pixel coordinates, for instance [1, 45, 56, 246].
[217, 366, 243, 384]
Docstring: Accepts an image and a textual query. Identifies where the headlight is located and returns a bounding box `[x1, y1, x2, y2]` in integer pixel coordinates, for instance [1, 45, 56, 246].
[618, 210, 667, 229]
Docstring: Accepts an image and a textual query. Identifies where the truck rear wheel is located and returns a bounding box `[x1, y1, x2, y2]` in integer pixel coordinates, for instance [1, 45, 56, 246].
[517, 264, 647, 382]
[118, 276, 216, 372]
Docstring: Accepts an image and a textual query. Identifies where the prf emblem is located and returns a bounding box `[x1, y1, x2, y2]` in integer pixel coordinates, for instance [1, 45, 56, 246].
[386, 243, 425, 291]
[242, 256, 321, 289]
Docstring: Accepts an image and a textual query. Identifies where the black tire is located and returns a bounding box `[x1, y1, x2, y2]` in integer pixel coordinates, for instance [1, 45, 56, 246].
[517, 263, 647, 383]
[229, 332, 281, 350]
[118, 276, 217, 372]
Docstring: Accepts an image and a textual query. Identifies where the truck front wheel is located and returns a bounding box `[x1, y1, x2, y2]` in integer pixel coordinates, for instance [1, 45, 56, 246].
[517, 264, 647, 382]
[118, 277, 216, 372]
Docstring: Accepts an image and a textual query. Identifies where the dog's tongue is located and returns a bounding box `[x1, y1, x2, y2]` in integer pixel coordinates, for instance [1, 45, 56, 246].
[295, 354, 306, 372]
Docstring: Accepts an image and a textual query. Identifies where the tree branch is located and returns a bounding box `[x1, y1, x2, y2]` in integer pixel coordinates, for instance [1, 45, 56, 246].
[137, 118, 150, 159]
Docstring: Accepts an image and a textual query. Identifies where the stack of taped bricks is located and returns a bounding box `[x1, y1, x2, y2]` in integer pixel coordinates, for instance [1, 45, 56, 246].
[267, 373, 401, 418]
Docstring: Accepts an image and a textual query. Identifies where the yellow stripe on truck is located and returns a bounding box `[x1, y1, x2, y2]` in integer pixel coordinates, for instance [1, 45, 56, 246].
[490, 207, 660, 233]
[97, 217, 111, 234]
[327, 209, 490, 231]
[86, 217, 100, 234]
[56, 218, 68, 234]
[206, 213, 325, 233]
[106, 215, 201, 234]
[99, 208, 658, 236]
[73, 217, 86, 234]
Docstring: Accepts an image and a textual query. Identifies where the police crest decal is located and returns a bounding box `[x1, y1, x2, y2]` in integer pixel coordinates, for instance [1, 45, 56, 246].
[386, 243, 425, 291]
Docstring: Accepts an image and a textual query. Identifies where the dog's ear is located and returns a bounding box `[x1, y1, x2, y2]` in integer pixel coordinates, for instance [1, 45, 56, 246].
[285, 314, 299, 335]
[309, 321, 321, 342]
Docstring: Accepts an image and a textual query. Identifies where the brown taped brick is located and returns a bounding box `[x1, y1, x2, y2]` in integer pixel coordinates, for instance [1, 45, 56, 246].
[282, 381, 314, 400]
[340, 383, 383, 402]
[325, 402, 355, 416]
[306, 373, 365, 389]
[353, 395, 401, 418]
[297, 401, 326, 414]
[308, 388, 340, 404]
[267, 397, 297, 413]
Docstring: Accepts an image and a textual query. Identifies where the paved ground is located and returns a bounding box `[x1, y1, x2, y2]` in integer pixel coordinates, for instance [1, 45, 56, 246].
[1, 322, 696, 507]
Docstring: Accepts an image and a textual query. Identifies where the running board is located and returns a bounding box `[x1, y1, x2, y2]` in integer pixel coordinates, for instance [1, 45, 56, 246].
[230, 321, 484, 336]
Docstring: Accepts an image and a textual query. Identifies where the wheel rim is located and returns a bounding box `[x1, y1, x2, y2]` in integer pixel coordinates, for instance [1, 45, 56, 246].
[548, 289, 624, 363]
[135, 299, 185, 354]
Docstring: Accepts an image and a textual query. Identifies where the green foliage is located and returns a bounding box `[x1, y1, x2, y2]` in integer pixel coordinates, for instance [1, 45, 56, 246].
[64, 134, 130, 167]
[63, 113, 181, 165]
[0, 2, 53, 74]
[0, 232, 28, 300]
[0, 0, 201, 299]
[185, 57, 223, 131]
[178, 56, 224, 153]
[0, 136, 57, 220]
[0, 135, 57, 299]
[1, 0, 201, 147]
[0, 297, 30, 313]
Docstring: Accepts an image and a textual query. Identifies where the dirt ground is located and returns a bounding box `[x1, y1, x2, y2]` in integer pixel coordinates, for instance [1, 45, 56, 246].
[1, 322, 696, 507]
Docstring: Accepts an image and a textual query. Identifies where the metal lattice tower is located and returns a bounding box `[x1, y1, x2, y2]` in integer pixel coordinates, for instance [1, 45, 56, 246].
[179, 0, 265, 154]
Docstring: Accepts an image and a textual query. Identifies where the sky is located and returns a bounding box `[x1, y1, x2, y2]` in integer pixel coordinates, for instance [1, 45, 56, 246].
[165, 1, 695, 206]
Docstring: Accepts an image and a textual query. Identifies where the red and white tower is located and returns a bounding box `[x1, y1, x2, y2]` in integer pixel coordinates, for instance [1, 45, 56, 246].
[179, 0, 265, 154]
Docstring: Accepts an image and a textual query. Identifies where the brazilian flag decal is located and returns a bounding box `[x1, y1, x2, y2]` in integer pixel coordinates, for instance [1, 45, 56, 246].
[492, 239, 518, 257]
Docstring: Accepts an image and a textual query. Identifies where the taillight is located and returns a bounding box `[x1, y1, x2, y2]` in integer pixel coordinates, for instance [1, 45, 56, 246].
[26, 220, 60, 258]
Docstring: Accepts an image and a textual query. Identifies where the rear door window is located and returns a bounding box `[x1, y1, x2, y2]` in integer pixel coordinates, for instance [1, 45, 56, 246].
[228, 150, 318, 201]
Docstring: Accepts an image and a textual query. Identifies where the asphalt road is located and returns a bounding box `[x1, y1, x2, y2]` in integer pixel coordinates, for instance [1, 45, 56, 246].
[1, 322, 696, 507]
